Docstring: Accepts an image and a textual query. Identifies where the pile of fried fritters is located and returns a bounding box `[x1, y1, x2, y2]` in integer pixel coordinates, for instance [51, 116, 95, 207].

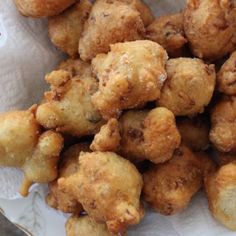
[3, 0, 236, 235]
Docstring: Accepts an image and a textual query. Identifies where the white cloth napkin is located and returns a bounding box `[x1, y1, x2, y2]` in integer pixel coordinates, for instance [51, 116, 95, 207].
[0, 0, 235, 235]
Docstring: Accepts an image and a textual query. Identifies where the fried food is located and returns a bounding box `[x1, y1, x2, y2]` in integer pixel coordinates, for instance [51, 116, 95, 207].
[46, 143, 90, 213]
[184, 0, 236, 60]
[65, 215, 121, 236]
[177, 116, 210, 151]
[218, 152, 236, 166]
[217, 51, 236, 95]
[194, 151, 216, 177]
[131, 0, 154, 26]
[14, 0, 76, 17]
[205, 162, 236, 230]
[143, 145, 202, 215]
[146, 12, 187, 57]
[91, 40, 168, 119]
[91, 108, 181, 164]
[210, 96, 236, 152]
[48, 0, 92, 58]
[0, 107, 63, 197]
[57, 58, 92, 77]
[158, 58, 216, 116]
[90, 118, 121, 152]
[120, 107, 181, 164]
[58, 151, 144, 234]
[36, 61, 104, 136]
[79, 0, 150, 61]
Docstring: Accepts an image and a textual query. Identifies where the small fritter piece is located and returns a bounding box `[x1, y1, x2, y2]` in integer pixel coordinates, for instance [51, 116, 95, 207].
[184, 0, 236, 60]
[14, 0, 76, 17]
[48, 0, 92, 58]
[177, 116, 210, 151]
[210, 96, 236, 152]
[58, 151, 144, 234]
[120, 107, 181, 164]
[143, 145, 202, 215]
[92, 40, 168, 119]
[158, 58, 216, 116]
[66, 215, 121, 236]
[36, 63, 104, 136]
[46, 143, 89, 213]
[0, 107, 63, 197]
[90, 118, 121, 152]
[91, 108, 181, 164]
[205, 162, 236, 230]
[79, 0, 147, 61]
[217, 51, 236, 95]
[218, 152, 236, 166]
[146, 12, 187, 57]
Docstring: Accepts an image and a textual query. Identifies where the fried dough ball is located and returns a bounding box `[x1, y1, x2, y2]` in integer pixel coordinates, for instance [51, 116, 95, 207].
[146, 12, 187, 57]
[0, 107, 63, 197]
[205, 162, 236, 230]
[36, 62, 104, 136]
[79, 0, 147, 61]
[46, 143, 90, 213]
[158, 58, 216, 116]
[48, 0, 92, 58]
[58, 151, 144, 234]
[184, 0, 236, 60]
[65, 215, 122, 236]
[218, 152, 236, 166]
[217, 51, 236, 95]
[143, 145, 202, 215]
[91, 40, 168, 119]
[90, 118, 121, 152]
[91, 108, 181, 164]
[120, 108, 181, 164]
[177, 116, 210, 151]
[210, 96, 236, 152]
[14, 0, 76, 17]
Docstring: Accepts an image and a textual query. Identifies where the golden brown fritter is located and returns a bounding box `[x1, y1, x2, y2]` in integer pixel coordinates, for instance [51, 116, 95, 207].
[91, 40, 168, 119]
[177, 116, 210, 151]
[217, 51, 236, 95]
[90, 118, 121, 152]
[158, 58, 216, 116]
[210, 96, 236, 153]
[79, 0, 148, 61]
[184, 0, 236, 60]
[58, 151, 144, 234]
[90, 108, 181, 164]
[36, 62, 104, 136]
[65, 215, 121, 236]
[146, 12, 187, 57]
[119, 107, 181, 164]
[46, 143, 90, 214]
[0, 107, 63, 197]
[143, 145, 202, 215]
[14, 0, 76, 17]
[205, 162, 236, 230]
[48, 0, 92, 58]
